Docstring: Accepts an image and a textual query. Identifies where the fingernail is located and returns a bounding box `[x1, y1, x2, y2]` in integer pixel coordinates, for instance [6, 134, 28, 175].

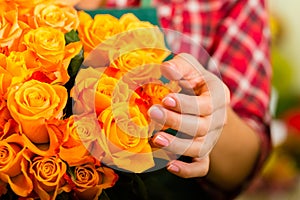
[148, 106, 164, 120]
[162, 61, 177, 69]
[153, 135, 169, 147]
[161, 62, 182, 80]
[168, 163, 180, 173]
[163, 96, 176, 107]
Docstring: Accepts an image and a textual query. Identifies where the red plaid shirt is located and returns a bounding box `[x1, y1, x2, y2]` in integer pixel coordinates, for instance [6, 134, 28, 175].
[105, 0, 272, 198]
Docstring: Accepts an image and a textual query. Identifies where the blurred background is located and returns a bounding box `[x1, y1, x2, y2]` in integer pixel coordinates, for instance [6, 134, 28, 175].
[237, 0, 300, 199]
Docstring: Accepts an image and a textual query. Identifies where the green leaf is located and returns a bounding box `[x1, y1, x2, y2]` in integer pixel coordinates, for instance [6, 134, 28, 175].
[68, 48, 84, 78]
[67, 166, 76, 181]
[65, 30, 80, 45]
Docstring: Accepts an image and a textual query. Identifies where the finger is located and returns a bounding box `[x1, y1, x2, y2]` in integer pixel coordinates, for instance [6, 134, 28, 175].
[151, 132, 206, 158]
[166, 157, 210, 178]
[161, 53, 207, 84]
[162, 93, 212, 116]
[148, 105, 209, 137]
[162, 53, 230, 106]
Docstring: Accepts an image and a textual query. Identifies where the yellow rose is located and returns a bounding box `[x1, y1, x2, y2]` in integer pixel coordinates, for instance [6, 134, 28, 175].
[28, 2, 79, 33]
[119, 13, 141, 30]
[78, 11, 121, 56]
[119, 14, 170, 62]
[0, 134, 33, 197]
[71, 163, 118, 200]
[24, 27, 65, 65]
[28, 155, 70, 200]
[98, 103, 154, 172]
[7, 80, 67, 143]
[0, 2, 28, 51]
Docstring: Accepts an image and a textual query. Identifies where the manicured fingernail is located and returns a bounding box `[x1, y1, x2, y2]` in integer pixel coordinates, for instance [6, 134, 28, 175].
[162, 61, 176, 69]
[148, 106, 164, 120]
[153, 135, 169, 147]
[162, 96, 176, 107]
[168, 163, 180, 173]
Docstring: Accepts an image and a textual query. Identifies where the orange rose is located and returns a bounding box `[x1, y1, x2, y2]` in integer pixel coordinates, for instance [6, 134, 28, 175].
[0, 103, 19, 140]
[109, 54, 163, 93]
[0, 134, 33, 197]
[111, 50, 166, 74]
[72, 67, 139, 116]
[58, 115, 103, 166]
[23, 27, 82, 84]
[7, 80, 67, 143]
[5, 51, 34, 84]
[71, 163, 118, 200]
[23, 27, 64, 65]
[95, 74, 119, 115]
[28, 155, 70, 200]
[131, 82, 173, 122]
[0, 2, 28, 52]
[28, 2, 79, 33]
[0, 66, 13, 100]
[78, 11, 121, 57]
[1, 51, 38, 97]
[16, 120, 61, 157]
[12, 0, 55, 22]
[98, 103, 154, 172]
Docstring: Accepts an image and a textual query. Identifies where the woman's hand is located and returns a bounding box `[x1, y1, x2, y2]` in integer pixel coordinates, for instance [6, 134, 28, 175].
[148, 53, 230, 178]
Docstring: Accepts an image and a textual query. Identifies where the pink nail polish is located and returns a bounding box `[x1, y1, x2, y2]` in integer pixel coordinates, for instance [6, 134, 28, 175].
[163, 96, 176, 107]
[148, 106, 164, 120]
[153, 135, 169, 147]
[168, 164, 180, 173]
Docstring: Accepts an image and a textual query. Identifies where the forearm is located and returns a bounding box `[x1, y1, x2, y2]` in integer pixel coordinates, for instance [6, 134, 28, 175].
[206, 106, 261, 191]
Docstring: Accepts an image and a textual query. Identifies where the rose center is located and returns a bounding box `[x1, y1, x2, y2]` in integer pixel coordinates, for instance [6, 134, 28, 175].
[27, 91, 49, 108]
[0, 146, 9, 165]
[77, 167, 93, 183]
[41, 162, 56, 178]
[42, 7, 64, 24]
[77, 126, 89, 138]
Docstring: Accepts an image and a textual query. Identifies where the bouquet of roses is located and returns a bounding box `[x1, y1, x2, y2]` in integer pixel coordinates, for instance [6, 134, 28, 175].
[0, 0, 178, 199]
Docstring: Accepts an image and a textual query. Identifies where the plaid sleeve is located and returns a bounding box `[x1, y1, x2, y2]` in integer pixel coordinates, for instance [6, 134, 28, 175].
[155, 0, 272, 197]
[156, 0, 272, 166]
[211, 0, 272, 168]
